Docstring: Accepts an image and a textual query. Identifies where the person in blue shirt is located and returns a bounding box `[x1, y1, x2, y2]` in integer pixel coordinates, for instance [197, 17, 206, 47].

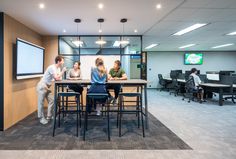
[87, 57, 108, 115]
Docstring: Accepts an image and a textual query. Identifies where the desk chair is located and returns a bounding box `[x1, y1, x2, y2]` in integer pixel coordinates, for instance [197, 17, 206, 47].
[169, 78, 181, 96]
[221, 76, 236, 104]
[158, 74, 170, 91]
[182, 76, 198, 103]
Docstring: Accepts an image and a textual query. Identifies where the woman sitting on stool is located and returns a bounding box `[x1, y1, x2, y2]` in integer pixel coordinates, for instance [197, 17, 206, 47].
[66, 61, 84, 95]
[87, 57, 108, 115]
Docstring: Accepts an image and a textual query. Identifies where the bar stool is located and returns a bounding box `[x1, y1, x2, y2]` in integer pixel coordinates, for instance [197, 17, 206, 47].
[65, 85, 84, 115]
[84, 93, 110, 141]
[52, 92, 81, 137]
[118, 92, 145, 137]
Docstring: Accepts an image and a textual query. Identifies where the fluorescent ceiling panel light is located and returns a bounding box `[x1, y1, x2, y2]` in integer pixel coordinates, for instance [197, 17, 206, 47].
[173, 23, 208, 36]
[145, 44, 158, 49]
[95, 40, 106, 45]
[113, 41, 120, 47]
[72, 40, 83, 47]
[226, 31, 236, 35]
[113, 40, 129, 47]
[179, 44, 196, 49]
[120, 40, 129, 45]
[212, 43, 234, 49]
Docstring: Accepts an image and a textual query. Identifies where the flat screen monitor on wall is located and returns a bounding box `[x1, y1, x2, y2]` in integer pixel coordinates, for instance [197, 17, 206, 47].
[16, 38, 45, 80]
[184, 53, 203, 65]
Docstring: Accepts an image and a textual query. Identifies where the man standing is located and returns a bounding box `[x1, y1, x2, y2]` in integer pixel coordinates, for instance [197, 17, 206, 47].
[107, 60, 127, 104]
[36, 55, 66, 124]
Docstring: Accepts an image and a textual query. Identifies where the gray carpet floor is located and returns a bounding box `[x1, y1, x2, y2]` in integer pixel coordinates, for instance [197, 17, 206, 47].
[0, 110, 191, 150]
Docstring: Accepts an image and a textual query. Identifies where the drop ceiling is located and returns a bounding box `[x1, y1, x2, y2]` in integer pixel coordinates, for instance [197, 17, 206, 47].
[0, 0, 236, 51]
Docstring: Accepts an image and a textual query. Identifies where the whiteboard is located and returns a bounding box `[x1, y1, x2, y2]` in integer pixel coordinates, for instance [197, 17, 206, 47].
[80, 55, 120, 79]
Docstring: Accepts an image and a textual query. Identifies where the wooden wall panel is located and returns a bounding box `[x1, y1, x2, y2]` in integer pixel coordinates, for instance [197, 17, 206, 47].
[3, 14, 43, 130]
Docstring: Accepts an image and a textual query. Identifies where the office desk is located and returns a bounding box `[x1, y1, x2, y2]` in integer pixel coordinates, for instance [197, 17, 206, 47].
[163, 77, 186, 83]
[53, 79, 149, 129]
[200, 83, 236, 106]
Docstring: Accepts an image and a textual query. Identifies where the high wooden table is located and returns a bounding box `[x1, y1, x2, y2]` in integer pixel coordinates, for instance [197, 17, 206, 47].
[53, 79, 149, 129]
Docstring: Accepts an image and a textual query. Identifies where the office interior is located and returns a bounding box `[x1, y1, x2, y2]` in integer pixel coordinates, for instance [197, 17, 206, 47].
[0, 0, 236, 159]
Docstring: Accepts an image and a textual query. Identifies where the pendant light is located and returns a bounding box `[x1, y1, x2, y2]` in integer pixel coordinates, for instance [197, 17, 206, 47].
[95, 18, 107, 45]
[120, 18, 129, 45]
[72, 18, 83, 47]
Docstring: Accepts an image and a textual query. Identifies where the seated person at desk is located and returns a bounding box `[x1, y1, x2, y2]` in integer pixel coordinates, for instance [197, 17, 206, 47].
[107, 60, 127, 104]
[87, 57, 108, 115]
[190, 68, 205, 102]
[66, 61, 83, 95]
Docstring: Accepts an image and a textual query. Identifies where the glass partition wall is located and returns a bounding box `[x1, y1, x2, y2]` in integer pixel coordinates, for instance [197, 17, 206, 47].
[59, 35, 145, 79]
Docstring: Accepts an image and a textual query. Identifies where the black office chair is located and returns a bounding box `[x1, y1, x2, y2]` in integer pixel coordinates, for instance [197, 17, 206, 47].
[182, 76, 198, 103]
[169, 78, 181, 96]
[221, 76, 236, 104]
[158, 74, 169, 91]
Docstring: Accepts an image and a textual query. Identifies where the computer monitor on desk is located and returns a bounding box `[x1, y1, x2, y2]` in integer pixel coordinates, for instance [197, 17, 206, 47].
[170, 70, 182, 79]
[206, 73, 220, 81]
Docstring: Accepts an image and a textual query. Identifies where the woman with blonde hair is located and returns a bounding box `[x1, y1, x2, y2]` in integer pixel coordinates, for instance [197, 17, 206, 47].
[87, 57, 108, 115]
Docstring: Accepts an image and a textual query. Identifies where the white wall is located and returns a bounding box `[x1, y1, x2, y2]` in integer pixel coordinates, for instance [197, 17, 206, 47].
[147, 52, 236, 88]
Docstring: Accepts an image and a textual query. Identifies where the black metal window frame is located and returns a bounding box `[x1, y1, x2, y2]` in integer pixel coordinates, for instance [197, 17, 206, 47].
[58, 35, 142, 56]
[58, 35, 144, 79]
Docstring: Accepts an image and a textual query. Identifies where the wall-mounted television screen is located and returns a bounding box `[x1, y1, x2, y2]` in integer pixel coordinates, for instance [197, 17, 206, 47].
[184, 53, 203, 65]
[16, 38, 45, 80]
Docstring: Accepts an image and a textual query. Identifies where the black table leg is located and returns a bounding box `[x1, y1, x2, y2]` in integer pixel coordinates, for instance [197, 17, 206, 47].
[219, 88, 223, 106]
[52, 83, 58, 137]
[144, 84, 149, 129]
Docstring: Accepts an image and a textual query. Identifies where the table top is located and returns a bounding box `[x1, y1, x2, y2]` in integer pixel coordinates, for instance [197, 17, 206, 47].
[163, 78, 236, 88]
[163, 77, 186, 83]
[55, 79, 148, 84]
[200, 83, 234, 88]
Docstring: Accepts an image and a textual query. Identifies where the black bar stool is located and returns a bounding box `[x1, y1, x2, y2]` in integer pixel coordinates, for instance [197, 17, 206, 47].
[118, 92, 145, 137]
[84, 93, 110, 141]
[52, 92, 81, 137]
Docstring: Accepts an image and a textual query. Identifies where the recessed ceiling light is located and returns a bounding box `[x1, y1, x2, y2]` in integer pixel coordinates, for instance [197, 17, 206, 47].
[211, 43, 234, 49]
[173, 23, 208, 36]
[226, 31, 236, 36]
[156, 4, 162, 9]
[98, 3, 104, 9]
[39, 3, 45, 9]
[63, 29, 66, 33]
[145, 44, 159, 49]
[134, 29, 138, 33]
[179, 44, 196, 49]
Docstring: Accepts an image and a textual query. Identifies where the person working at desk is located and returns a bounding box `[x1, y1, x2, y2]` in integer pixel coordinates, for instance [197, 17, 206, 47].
[190, 68, 205, 102]
[37, 55, 66, 124]
[66, 61, 83, 95]
[107, 60, 127, 104]
[87, 57, 108, 116]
